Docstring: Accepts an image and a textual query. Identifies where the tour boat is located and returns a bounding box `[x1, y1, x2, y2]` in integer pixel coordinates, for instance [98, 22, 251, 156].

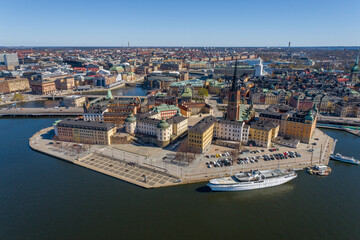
[330, 153, 359, 165]
[207, 169, 297, 192]
[306, 165, 331, 176]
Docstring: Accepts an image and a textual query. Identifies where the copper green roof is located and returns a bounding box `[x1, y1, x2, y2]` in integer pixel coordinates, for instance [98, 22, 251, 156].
[125, 113, 136, 123]
[157, 119, 170, 129]
[106, 90, 114, 100]
[351, 54, 359, 73]
[152, 104, 180, 113]
[181, 87, 192, 98]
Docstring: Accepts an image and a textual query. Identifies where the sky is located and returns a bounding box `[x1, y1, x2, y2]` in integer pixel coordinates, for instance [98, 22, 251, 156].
[1, 0, 359, 47]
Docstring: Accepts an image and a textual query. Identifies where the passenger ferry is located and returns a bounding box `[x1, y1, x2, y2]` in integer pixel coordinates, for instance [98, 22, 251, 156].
[330, 153, 359, 165]
[207, 169, 297, 192]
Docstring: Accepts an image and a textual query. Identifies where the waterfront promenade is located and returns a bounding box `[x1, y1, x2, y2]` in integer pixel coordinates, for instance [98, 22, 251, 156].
[29, 126, 334, 189]
[29, 127, 182, 189]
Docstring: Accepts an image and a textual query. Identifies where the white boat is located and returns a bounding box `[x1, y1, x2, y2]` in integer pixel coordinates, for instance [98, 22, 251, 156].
[207, 169, 297, 192]
[330, 153, 359, 165]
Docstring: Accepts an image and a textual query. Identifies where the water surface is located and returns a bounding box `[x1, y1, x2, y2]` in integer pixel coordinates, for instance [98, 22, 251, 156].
[0, 121, 359, 240]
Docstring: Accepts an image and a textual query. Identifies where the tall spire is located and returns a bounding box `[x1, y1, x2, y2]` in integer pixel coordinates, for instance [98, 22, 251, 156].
[231, 59, 238, 91]
[356, 52, 359, 65]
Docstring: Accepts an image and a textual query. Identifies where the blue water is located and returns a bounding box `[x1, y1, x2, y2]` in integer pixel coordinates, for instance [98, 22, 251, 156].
[0, 120, 359, 240]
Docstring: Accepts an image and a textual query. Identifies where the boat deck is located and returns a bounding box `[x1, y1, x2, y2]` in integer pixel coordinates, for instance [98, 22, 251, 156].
[210, 177, 237, 185]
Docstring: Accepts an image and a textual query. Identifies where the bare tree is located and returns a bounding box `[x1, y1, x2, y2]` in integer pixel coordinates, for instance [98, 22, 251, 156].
[230, 149, 239, 161]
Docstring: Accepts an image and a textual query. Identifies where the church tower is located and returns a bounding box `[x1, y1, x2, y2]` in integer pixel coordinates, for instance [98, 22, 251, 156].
[350, 53, 359, 83]
[226, 60, 242, 121]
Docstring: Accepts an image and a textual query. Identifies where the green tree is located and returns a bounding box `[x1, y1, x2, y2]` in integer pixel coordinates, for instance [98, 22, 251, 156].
[198, 88, 208, 98]
[12, 93, 25, 102]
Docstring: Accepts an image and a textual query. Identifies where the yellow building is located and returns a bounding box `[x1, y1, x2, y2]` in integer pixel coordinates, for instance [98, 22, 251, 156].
[284, 111, 317, 143]
[248, 122, 279, 148]
[55, 118, 117, 145]
[188, 116, 217, 153]
[259, 105, 317, 144]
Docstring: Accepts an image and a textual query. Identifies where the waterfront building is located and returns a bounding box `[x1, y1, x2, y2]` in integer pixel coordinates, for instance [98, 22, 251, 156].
[259, 104, 317, 144]
[0, 77, 30, 94]
[334, 101, 360, 117]
[248, 121, 279, 148]
[63, 95, 86, 107]
[30, 80, 57, 95]
[55, 77, 75, 90]
[55, 118, 117, 145]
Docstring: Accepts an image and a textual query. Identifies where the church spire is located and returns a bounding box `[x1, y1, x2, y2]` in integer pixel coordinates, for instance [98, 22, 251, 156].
[231, 59, 238, 91]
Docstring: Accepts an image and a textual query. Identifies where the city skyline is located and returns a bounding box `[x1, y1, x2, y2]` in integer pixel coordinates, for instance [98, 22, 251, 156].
[1, 0, 359, 47]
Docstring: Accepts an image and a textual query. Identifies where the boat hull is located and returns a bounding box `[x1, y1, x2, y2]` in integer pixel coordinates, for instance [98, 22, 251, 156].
[207, 174, 297, 192]
[330, 156, 359, 165]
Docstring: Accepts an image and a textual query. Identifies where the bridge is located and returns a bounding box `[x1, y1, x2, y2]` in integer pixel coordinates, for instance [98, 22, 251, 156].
[42, 95, 147, 100]
[0, 107, 83, 117]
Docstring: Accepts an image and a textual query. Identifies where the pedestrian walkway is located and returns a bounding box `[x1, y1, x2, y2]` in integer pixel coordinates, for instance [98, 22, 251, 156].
[78, 154, 181, 188]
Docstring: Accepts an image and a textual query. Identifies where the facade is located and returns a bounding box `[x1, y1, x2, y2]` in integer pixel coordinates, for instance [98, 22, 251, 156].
[55, 77, 75, 90]
[63, 95, 86, 107]
[248, 122, 279, 148]
[289, 94, 314, 111]
[30, 81, 56, 95]
[214, 65, 255, 77]
[125, 111, 188, 148]
[214, 119, 249, 144]
[0, 54, 19, 69]
[83, 107, 108, 122]
[55, 118, 117, 145]
[180, 102, 213, 117]
[334, 102, 360, 117]
[188, 116, 217, 154]
[0, 77, 30, 94]
[251, 92, 279, 105]
[152, 104, 180, 119]
[259, 104, 317, 143]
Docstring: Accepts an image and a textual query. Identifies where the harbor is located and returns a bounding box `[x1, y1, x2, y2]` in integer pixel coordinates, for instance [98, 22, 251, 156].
[1, 118, 360, 239]
[29, 125, 334, 189]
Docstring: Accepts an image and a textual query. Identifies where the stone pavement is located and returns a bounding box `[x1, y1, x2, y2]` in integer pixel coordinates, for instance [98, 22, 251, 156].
[78, 154, 180, 188]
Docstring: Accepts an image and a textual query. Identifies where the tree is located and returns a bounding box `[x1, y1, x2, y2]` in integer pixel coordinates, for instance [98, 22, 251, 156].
[198, 88, 208, 98]
[230, 149, 239, 161]
[12, 93, 25, 102]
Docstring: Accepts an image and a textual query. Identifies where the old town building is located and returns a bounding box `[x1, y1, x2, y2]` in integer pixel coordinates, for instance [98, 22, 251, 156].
[55, 118, 117, 145]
